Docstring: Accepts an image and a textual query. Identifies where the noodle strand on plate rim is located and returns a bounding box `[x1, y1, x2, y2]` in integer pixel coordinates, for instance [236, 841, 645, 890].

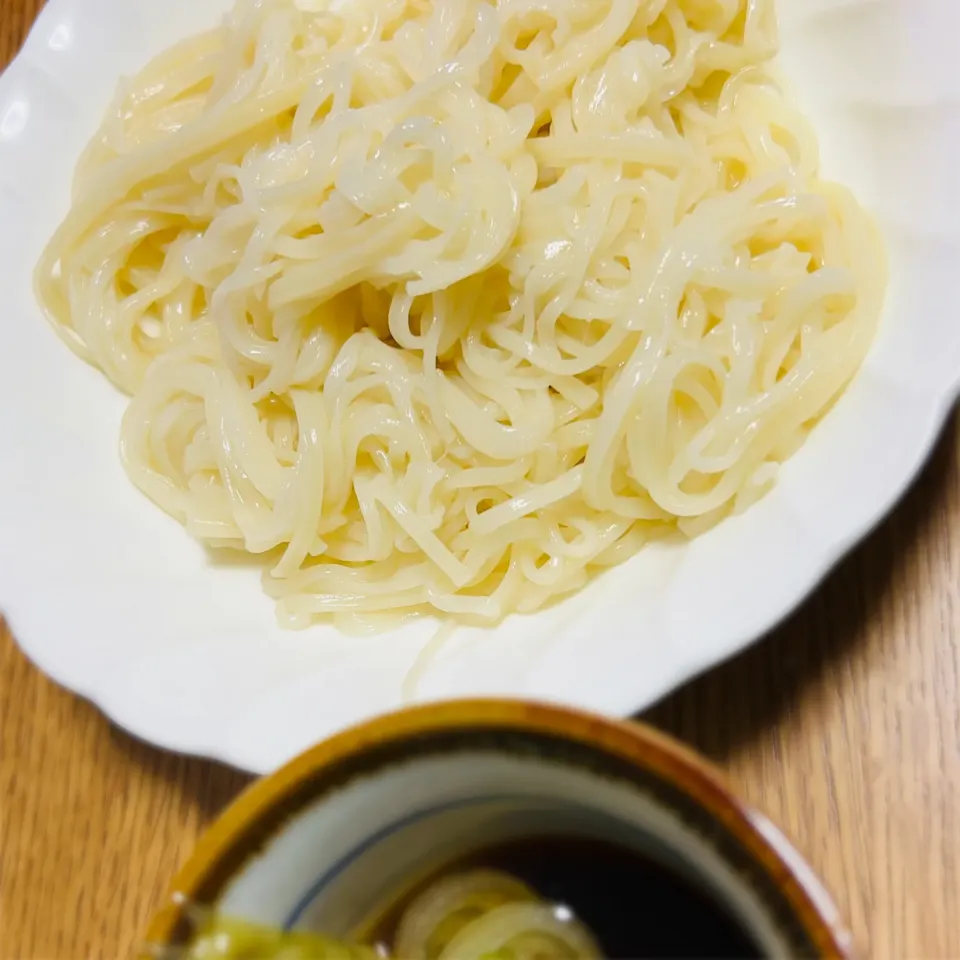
[36, 0, 886, 631]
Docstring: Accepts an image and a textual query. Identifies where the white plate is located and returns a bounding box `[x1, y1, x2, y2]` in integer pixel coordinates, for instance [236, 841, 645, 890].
[1, 0, 958, 774]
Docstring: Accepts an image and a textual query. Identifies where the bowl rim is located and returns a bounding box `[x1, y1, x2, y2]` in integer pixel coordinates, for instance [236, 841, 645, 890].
[143, 699, 852, 957]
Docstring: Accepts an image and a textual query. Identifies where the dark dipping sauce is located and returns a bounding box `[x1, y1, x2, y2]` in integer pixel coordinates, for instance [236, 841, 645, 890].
[372, 835, 763, 959]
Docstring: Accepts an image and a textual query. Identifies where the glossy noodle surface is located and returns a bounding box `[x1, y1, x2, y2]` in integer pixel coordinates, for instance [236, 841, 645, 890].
[37, 0, 885, 630]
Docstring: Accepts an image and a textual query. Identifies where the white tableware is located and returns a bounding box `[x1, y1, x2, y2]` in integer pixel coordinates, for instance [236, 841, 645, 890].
[1, 0, 957, 772]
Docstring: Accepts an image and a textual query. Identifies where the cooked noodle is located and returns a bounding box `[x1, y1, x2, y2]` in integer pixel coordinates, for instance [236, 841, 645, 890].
[36, 0, 886, 630]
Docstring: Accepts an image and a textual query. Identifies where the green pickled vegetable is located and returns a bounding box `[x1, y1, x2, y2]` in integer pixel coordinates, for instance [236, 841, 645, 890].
[181, 914, 378, 960]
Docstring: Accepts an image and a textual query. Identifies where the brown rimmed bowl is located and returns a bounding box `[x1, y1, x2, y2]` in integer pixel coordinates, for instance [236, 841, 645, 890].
[144, 699, 851, 957]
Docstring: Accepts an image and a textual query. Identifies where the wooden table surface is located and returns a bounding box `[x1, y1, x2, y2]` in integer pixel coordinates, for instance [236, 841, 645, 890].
[1, 2, 958, 957]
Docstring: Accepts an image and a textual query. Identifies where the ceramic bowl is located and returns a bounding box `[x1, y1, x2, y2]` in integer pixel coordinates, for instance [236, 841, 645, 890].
[144, 700, 850, 957]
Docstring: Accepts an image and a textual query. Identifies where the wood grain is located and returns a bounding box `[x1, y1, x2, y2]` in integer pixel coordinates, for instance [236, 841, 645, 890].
[1, 3, 958, 957]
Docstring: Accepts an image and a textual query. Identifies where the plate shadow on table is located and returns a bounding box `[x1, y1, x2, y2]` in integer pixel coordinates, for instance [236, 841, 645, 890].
[642, 410, 959, 765]
[101, 415, 958, 823]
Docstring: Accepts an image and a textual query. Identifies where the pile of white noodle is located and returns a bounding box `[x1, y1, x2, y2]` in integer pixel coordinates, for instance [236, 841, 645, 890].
[36, 0, 885, 631]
